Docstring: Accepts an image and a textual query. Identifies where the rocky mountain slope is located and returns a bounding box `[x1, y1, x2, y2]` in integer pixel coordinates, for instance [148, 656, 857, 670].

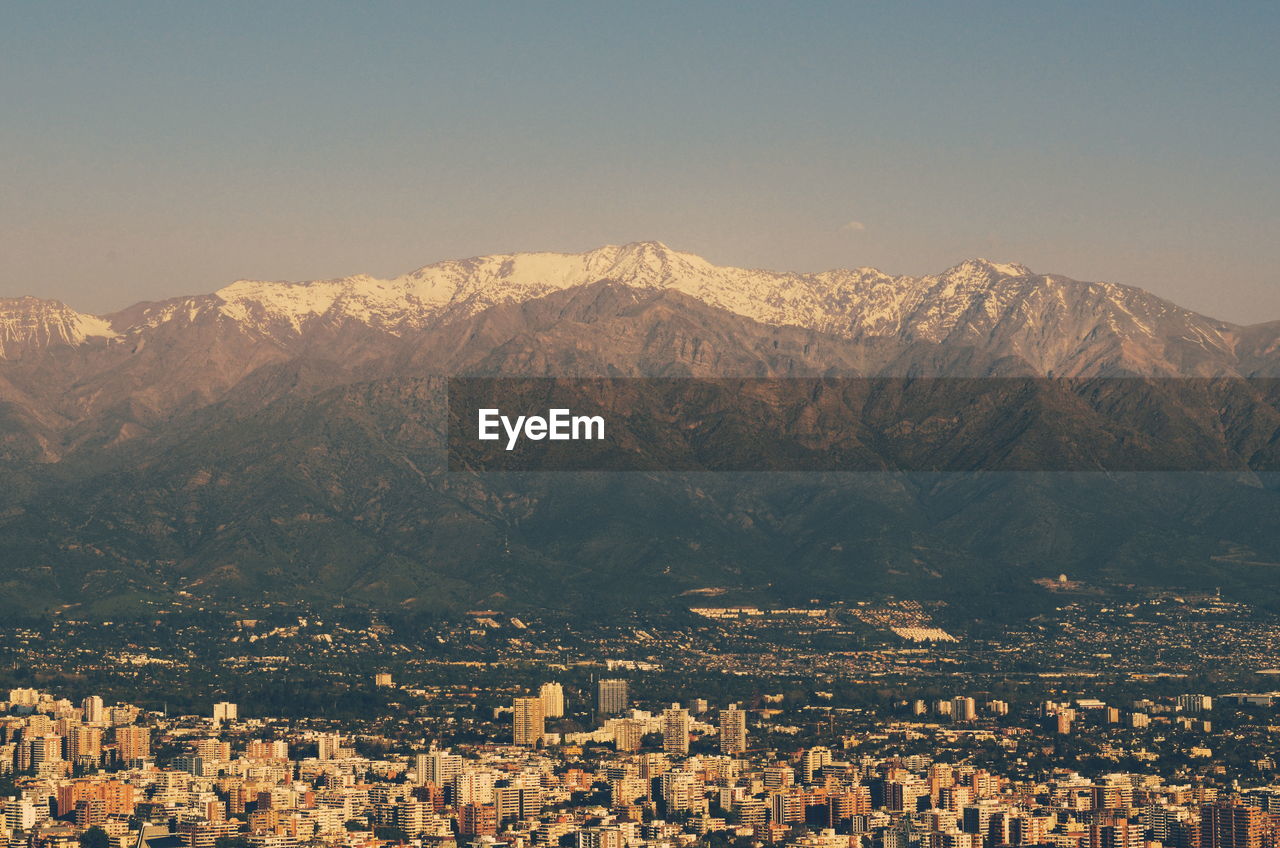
[1, 245, 1279, 620]
[0, 297, 116, 359]
[4, 241, 1275, 371]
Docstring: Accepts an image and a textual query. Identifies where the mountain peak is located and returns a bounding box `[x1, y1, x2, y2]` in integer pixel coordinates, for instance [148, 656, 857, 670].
[593, 240, 714, 276]
[614, 239, 674, 252]
[0, 245, 1266, 382]
[943, 258, 1033, 279]
[0, 296, 117, 358]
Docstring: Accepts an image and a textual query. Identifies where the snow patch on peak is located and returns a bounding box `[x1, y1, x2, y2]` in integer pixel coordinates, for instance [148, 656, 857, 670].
[217, 277, 347, 315]
[0, 297, 118, 358]
[944, 258, 1033, 279]
[171, 245, 1061, 346]
[0, 243, 1255, 381]
[76, 243, 1239, 379]
[977, 258, 1032, 277]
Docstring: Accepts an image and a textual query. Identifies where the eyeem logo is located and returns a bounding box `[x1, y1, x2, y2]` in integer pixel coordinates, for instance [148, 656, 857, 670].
[478, 408, 606, 451]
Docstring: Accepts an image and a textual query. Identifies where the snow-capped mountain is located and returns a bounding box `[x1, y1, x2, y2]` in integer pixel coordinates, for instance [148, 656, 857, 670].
[0, 241, 1272, 377]
[0, 296, 117, 360]
[4, 245, 1280, 617]
[106, 242, 1053, 341]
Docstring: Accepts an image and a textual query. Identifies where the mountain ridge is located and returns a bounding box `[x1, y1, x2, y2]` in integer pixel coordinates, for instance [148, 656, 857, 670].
[2, 276, 1280, 619]
[0, 243, 1267, 379]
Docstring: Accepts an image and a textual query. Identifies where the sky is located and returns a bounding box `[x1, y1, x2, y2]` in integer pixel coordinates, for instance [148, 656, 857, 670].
[1, 1, 1278, 323]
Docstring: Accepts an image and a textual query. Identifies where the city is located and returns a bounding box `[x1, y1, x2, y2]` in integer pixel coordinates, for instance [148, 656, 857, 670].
[4, 7, 1280, 848]
[4, 593, 1280, 848]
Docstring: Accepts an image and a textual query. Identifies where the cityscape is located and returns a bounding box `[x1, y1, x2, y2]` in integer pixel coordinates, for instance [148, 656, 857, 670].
[5, 593, 1280, 848]
[4, 7, 1280, 848]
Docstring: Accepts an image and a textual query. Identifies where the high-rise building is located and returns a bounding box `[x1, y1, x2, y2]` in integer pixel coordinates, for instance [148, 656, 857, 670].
[24, 714, 53, 735]
[7, 689, 39, 708]
[74, 798, 105, 828]
[770, 791, 805, 824]
[3, 797, 38, 832]
[577, 827, 624, 848]
[108, 705, 139, 727]
[513, 696, 545, 747]
[176, 820, 239, 848]
[494, 780, 542, 822]
[25, 734, 64, 773]
[193, 737, 231, 764]
[459, 804, 498, 837]
[1201, 803, 1264, 848]
[1091, 779, 1133, 812]
[1011, 814, 1051, 846]
[81, 696, 105, 724]
[597, 679, 629, 716]
[416, 749, 464, 786]
[1178, 694, 1214, 713]
[952, 697, 977, 721]
[719, 704, 747, 755]
[801, 747, 832, 783]
[56, 781, 135, 819]
[392, 799, 429, 836]
[763, 763, 794, 791]
[660, 769, 701, 814]
[662, 704, 690, 755]
[245, 739, 289, 759]
[639, 752, 669, 781]
[453, 769, 498, 805]
[1089, 817, 1144, 848]
[115, 726, 151, 761]
[317, 732, 343, 760]
[735, 799, 769, 828]
[412, 752, 431, 785]
[610, 776, 648, 808]
[609, 718, 644, 753]
[67, 725, 103, 763]
[212, 702, 238, 724]
[539, 682, 565, 719]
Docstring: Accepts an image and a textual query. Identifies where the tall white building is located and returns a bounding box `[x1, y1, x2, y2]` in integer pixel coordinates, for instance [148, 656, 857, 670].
[662, 704, 691, 755]
[453, 769, 498, 805]
[719, 703, 747, 754]
[212, 702, 238, 724]
[81, 695, 105, 724]
[801, 747, 832, 783]
[609, 718, 645, 753]
[660, 769, 702, 813]
[494, 778, 542, 821]
[3, 797, 38, 831]
[317, 732, 343, 760]
[952, 697, 977, 721]
[539, 682, 566, 718]
[416, 749, 463, 786]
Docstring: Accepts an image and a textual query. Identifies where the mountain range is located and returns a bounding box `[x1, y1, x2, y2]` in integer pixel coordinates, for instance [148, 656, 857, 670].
[1, 242, 1279, 620]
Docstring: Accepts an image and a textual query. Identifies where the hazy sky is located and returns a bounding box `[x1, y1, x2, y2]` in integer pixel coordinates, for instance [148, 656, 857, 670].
[2, 1, 1278, 322]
